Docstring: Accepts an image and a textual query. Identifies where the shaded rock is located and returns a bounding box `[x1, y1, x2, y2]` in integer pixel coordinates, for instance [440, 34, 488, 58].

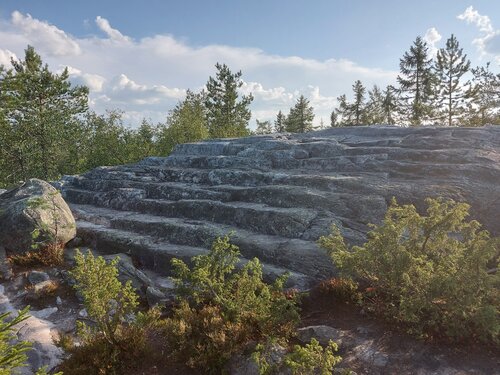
[27, 271, 50, 285]
[297, 325, 355, 349]
[146, 286, 167, 307]
[31, 307, 58, 320]
[0, 246, 13, 280]
[228, 343, 288, 375]
[0, 179, 76, 254]
[0, 189, 6, 195]
[102, 253, 152, 295]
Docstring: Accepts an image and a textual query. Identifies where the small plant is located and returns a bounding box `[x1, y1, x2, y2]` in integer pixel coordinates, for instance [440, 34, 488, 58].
[70, 250, 139, 347]
[9, 242, 64, 267]
[284, 338, 342, 375]
[319, 197, 500, 343]
[166, 235, 301, 372]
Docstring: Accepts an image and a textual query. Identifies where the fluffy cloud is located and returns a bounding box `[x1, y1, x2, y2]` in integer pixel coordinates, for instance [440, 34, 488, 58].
[10, 11, 81, 56]
[0, 11, 399, 127]
[458, 6, 500, 63]
[423, 27, 442, 57]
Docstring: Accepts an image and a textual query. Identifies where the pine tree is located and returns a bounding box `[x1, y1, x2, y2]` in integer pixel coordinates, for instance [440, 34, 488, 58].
[364, 85, 385, 124]
[285, 95, 315, 133]
[255, 120, 273, 135]
[397, 36, 435, 126]
[0, 45, 88, 184]
[205, 63, 253, 138]
[274, 110, 287, 132]
[464, 63, 500, 126]
[435, 34, 471, 126]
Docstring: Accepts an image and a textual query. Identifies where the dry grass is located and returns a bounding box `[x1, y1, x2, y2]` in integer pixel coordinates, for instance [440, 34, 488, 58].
[9, 242, 65, 267]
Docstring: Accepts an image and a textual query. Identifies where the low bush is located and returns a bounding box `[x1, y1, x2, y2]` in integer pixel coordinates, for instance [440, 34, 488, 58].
[319, 197, 499, 343]
[166, 235, 301, 372]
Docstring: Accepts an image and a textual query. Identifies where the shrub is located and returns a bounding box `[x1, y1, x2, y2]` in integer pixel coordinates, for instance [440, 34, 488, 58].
[167, 235, 300, 372]
[319, 197, 500, 343]
[0, 307, 31, 374]
[316, 277, 361, 304]
[70, 250, 139, 347]
[9, 242, 64, 267]
[284, 338, 342, 375]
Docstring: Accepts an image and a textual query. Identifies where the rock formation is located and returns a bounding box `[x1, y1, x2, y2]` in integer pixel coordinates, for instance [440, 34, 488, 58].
[60, 126, 500, 289]
[0, 179, 76, 254]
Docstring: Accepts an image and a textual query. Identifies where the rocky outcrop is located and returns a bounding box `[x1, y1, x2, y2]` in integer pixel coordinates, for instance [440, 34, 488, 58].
[60, 126, 500, 288]
[0, 179, 76, 254]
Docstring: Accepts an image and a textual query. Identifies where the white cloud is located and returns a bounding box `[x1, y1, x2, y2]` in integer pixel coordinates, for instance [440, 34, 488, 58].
[458, 6, 500, 63]
[423, 27, 442, 57]
[11, 11, 81, 56]
[0, 48, 17, 66]
[0, 10, 399, 128]
[95, 16, 130, 43]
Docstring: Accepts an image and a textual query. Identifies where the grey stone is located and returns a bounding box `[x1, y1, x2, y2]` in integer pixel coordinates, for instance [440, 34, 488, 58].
[146, 286, 167, 307]
[31, 307, 58, 319]
[56, 296, 62, 306]
[102, 253, 152, 295]
[0, 179, 76, 254]
[59, 126, 500, 289]
[28, 270, 50, 285]
[0, 246, 13, 280]
[297, 325, 348, 347]
[0, 189, 6, 195]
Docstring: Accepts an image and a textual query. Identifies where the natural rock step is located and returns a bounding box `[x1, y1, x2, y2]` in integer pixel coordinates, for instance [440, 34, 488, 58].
[70, 204, 335, 279]
[64, 188, 319, 238]
[75, 220, 314, 290]
[64, 178, 386, 225]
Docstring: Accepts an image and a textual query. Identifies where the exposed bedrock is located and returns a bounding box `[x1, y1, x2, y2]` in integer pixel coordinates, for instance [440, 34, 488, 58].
[60, 126, 500, 289]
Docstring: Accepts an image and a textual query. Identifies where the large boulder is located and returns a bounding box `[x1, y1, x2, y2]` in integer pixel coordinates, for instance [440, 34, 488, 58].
[0, 179, 76, 254]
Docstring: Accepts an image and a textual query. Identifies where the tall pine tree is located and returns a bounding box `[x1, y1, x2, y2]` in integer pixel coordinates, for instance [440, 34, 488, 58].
[397, 36, 435, 126]
[382, 85, 398, 125]
[285, 95, 315, 133]
[364, 85, 385, 124]
[435, 34, 471, 126]
[205, 63, 253, 138]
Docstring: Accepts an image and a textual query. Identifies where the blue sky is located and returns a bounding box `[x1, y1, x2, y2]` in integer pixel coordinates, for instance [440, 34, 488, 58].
[0, 1, 498, 127]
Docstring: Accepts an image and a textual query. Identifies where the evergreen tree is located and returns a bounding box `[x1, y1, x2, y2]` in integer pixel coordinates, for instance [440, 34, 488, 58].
[397, 36, 435, 125]
[330, 110, 338, 127]
[205, 63, 253, 138]
[0, 46, 88, 184]
[464, 63, 500, 126]
[381, 85, 398, 125]
[434, 34, 471, 126]
[274, 110, 287, 132]
[254, 120, 273, 135]
[157, 90, 209, 154]
[364, 85, 385, 124]
[285, 95, 315, 133]
[351, 80, 366, 125]
[335, 81, 366, 126]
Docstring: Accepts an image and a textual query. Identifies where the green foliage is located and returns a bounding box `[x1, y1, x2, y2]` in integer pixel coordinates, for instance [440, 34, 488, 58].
[205, 63, 253, 138]
[157, 90, 209, 154]
[0, 45, 88, 185]
[284, 338, 342, 375]
[0, 307, 31, 374]
[397, 36, 436, 125]
[434, 34, 471, 126]
[255, 119, 273, 135]
[70, 250, 139, 347]
[319, 198, 500, 343]
[274, 110, 287, 132]
[285, 95, 315, 133]
[167, 235, 300, 372]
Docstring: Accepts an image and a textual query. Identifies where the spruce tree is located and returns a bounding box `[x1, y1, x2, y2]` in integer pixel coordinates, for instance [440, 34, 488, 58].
[435, 34, 471, 126]
[330, 110, 338, 127]
[205, 63, 253, 138]
[274, 110, 287, 132]
[364, 85, 385, 124]
[382, 85, 398, 125]
[397, 36, 435, 125]
[351, 80, 366, 125]
[285, 95, 315, 133]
